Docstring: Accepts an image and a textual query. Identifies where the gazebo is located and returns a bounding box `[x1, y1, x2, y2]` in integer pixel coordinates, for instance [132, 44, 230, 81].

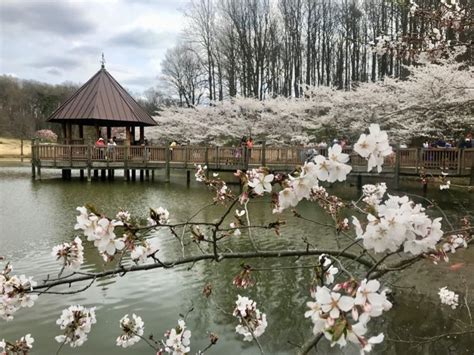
[47, 62, 156, 145]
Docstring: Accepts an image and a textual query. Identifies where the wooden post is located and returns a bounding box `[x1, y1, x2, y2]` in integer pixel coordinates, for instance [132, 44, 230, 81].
[37, 162, 41, 180]
[87, 143, 92, 182]
[107, 126, 112, 140]
[66, 123, 72, 144]
[132, 169, 136, 181]
[94, 169, 99, 179]
[165, 146, 171, 182]
[262, 140, 266, 166]
[124, 145, 129, 181]
[151, 169, 155, 181]
[139, 126, 144, 144]
[186, 170, 191, 186]
[126, 126, 131, 145]
[415, 148, 420, 174]
[80, 169, 84, 180]
[145, 169, 150, 180]
[20, 139, 24, 162]
[101, 169, 106, 180]
[205, 147, 209, 178]
[470, 156, 474, 186]
[140, 169, 144, 181]
[457, 149, 462, 175]
[184, 146, 189, 169]
[31, 139, 36, 179]
[394, 144, 400, 189]
[62, 124, 67, 143]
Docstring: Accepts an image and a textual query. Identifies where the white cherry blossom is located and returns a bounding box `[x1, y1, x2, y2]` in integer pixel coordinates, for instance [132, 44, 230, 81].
[233, 295, 267, 341]
[116, 313, 144, 348]
[55, 305, 96, 347]
[354, 124, 392, 173]
[74, 206, 98, 241]
[315, 286, 354, 319]
[163, 319, 191, 354]
[248, 172, 274, 195]
[275, 187, 299, 212]
[130, 238, 160, 264]
[0, 266, 38, 321]
[438, 286, 459, 309]
[51, 236, 84, 271]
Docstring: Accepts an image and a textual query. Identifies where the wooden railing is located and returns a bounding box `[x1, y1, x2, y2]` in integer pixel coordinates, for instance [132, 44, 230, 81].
[32, 143, 474, 175]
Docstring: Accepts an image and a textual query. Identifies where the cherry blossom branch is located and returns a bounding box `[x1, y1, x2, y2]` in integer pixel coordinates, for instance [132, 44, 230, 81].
[241, 316, 264, 354]
[297, 333, 324, 355]
[31, 249, 375, 292]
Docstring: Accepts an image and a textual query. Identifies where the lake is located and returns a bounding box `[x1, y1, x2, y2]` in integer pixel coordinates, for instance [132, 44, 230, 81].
[0, 167, 473, 354]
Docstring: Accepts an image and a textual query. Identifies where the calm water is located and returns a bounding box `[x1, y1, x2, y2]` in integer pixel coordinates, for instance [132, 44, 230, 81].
[0, 167, 473, 354]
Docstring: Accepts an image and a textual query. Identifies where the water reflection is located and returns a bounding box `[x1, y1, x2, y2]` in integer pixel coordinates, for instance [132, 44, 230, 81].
[0, 167, 472, 354]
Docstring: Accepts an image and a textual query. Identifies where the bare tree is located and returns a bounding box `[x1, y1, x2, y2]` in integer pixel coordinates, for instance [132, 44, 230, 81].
[161, 45, 206, 107]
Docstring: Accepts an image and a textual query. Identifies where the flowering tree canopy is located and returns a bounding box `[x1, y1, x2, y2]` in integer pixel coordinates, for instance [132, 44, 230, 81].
[150, 58, 473, 145]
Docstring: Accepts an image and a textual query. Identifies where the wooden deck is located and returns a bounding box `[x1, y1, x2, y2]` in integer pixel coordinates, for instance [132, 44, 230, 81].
[31, 143, 474, 181]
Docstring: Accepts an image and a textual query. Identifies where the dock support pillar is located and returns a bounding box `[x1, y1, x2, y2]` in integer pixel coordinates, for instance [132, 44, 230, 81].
[140, 169, 144, 181]
[87, 167, 91, 182]
[151, 170, 155, 181]
[80, 169, 84, 180]
[101, 169, 106, 180]
[125, 169, 130, 181]
[31, 139, 36, 179]
[36, 165, 41, 180]
[145, 169, 150, 181]
[356, 175, 362, 191]
[94, 169, 99, 179]
[186, 170, 191, 186]
[132, 170, 136, 181]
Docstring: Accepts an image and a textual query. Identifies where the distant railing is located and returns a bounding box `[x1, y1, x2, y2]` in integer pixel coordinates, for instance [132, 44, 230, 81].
[32, 143, 474, 175]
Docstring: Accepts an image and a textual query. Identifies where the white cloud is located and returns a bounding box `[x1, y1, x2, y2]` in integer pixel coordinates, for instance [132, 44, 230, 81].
[0, 0, 187, 93]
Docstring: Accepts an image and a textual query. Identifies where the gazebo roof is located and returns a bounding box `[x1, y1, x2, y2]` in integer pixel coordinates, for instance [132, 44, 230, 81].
[47, 66, 157, 127]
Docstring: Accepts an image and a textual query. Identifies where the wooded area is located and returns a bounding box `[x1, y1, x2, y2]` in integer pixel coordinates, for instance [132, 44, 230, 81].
[0, 76, 78, 138]
[161, 0, 471, 105]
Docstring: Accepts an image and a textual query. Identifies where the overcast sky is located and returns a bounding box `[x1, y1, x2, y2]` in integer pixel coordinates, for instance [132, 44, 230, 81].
[0, 0, 188, 94]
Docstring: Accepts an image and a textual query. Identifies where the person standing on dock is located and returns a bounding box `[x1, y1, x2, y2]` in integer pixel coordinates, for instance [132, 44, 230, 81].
[95, 137, 106, 159]
[107, 138, 116, 160]
[169, 141, 177, 160]
[246, 137, 254, 164]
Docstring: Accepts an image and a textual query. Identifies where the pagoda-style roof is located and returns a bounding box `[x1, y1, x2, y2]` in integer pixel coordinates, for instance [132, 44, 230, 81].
[47, 67, 156, 127]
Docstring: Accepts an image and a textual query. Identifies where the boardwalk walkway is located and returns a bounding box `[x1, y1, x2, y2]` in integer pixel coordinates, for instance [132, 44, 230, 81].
[31, 143, 474, 182]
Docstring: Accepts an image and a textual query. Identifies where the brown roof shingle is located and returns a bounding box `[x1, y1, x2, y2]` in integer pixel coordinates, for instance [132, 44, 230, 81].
[47, 68, 157, 126]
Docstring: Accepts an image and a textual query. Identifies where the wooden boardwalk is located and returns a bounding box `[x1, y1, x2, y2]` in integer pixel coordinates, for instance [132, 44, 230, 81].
[31, 143, 474, 182]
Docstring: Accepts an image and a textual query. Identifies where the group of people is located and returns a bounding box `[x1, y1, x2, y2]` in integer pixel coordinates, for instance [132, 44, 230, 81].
[234, 136, 254, 160]
[422, 134, 472, 149]
[95, 137, 117, 159]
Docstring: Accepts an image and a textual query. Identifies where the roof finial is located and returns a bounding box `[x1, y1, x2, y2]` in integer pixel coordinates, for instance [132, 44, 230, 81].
[100, 53, 106, 69]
